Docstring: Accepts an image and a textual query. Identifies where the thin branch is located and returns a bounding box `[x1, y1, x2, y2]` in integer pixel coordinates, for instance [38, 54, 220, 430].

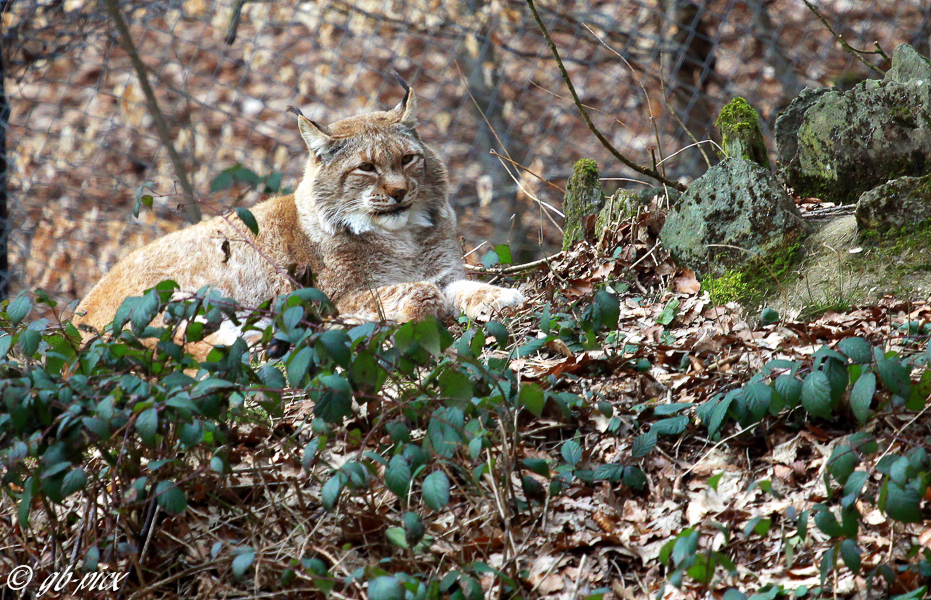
[465, 252, 562, 275]
[801, 0, 885, 74]
[489, 150, 565, 194]
[103, 0, 202, 223]
[525, 0, 687, 192]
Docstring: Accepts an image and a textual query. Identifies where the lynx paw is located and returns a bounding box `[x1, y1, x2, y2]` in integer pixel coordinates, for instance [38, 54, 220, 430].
[445, 280, 526, 321]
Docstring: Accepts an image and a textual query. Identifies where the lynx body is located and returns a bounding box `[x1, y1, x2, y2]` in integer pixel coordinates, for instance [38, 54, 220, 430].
[73, 86, 524, 347]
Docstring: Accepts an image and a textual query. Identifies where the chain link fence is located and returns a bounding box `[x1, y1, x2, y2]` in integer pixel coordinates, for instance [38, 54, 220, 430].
[3, 0, 928, 309]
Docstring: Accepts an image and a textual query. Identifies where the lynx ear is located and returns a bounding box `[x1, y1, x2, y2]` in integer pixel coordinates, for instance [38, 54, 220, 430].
[390, 75, 418, 129]
[289, 107, 333, 156]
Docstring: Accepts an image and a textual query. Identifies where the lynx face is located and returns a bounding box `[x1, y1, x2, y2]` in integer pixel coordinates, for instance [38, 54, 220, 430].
[295, 90, 447, 236]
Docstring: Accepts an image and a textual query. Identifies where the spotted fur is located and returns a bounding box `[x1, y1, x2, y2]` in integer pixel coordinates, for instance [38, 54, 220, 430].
[73, 86, 524, 357]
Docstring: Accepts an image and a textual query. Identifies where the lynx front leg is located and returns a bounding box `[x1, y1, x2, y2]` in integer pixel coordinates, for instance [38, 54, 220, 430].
[338, 282, 449, 322]
[444, 280, 525, 321]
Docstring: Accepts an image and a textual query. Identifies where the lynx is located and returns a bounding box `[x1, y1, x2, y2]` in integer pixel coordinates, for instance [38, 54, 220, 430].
[73, 83, 525, 354]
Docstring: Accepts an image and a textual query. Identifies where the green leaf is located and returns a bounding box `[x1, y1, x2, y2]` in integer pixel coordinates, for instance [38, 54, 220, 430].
[700, 393, 734, 438]
[743, 382, 773, 420]
[840, 539, 862, 574]
[822, 358, 849, 404]
[493, 243, 513, 265]
[210, 168, 234, 192]
[155, 480, 187, 515]
[760, 307, 779, 326]
[517, 336, 549, 357]
[801, 371, 832, 419]
[594, 290, 620, 330]
[774, 375, 802, 407]
[481, 249, 499, 268]
[907, 370, 931, 411]
[18, 329, 41, 356]
[561, 440, 583, 466]
[652, 416, 688, 435]
[349, 350, 385, 394]
[438, 369, 472, 402]
[368, 576, 405, 600]
[7, 294, 32, 325]
[412, 318, 442, 355]
[843, 470, 869, 499]
[523, 458, 550, 478]
[849, 372, 876, 423]
[631, 430, 657, 458]
[484, 321, 509, 349]
[828, 443, 860, 486]
[231, 548, 255, 578]
[837, 337, 872, 364]
[235, 207, 259, 236]
[61, 468, 87, 496]
[403, 511, 425, 547]
[622, 466, 647, 490]
[385, 455, 412, 499]
[286, 347, 312, 387]
[423, 471, 451, 511]
[813, 505, 844, 537]
[427, 407, 464, 458]
[876, 358, 910, 398]
[313, 374, 353, 424]
[656, 298, 679, 326]
[178, 420, 205, 447]
[653, 403, 693, 416]
[136, 408, 159, 446]
[317, 329, 351, 368]
[385, 526, 408, 549]
[321, 473, 344, 511]
[518, 383, 545, 417]
[883, 481, 922, 523]
[131, 289, 161, 334]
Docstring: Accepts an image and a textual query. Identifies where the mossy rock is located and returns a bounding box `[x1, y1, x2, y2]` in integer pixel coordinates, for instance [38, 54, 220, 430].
[562, 159, 604, 250]
[660, 157, 810, 278]
[776, 44, 931, 204]
[716, 97, 770, 169]
[856, 173, 931, 234]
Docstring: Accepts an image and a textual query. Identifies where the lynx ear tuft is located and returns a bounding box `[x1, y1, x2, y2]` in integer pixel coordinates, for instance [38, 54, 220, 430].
[390, 73, 418, 129]
[295, 113, 333, 156]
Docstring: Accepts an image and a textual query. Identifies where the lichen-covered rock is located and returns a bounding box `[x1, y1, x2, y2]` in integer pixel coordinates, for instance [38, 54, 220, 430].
[776, 43, 931, 204]
[774, 87, 832, 171]
[885, 43, 931, 83]
[716, 97, 770, 169]
[562, 159, 604, 250]
[660, 157, 809, 276]
[856, 173, 931, 233]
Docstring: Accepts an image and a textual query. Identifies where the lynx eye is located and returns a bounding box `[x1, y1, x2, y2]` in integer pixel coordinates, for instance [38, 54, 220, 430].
[401, 154, 418, 166]
[357, 162, 377, 172]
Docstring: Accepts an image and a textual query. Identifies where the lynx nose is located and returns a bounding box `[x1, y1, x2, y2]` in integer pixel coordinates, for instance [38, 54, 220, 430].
[386, 186, 407, 203]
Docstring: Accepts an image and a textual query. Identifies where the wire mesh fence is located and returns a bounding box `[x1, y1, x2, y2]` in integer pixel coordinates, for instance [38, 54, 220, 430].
[3, 0, 928, 310]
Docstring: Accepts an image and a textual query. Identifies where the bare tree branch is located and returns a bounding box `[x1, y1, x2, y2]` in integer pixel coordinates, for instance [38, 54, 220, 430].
[525, 0, 687, 192]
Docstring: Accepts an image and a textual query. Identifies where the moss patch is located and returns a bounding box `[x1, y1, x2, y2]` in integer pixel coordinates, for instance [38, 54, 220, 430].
[702, 243, 801, 306]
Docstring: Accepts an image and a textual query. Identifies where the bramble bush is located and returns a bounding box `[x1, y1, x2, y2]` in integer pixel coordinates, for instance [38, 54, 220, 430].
[0, 280, 637, 598]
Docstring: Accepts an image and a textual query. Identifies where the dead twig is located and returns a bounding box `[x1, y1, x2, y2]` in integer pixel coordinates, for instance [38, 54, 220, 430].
[801, 0, 887, 74]
[525, 0, 687, 192]
[102, 0, 202, 223]
[465, 252, 562, 275]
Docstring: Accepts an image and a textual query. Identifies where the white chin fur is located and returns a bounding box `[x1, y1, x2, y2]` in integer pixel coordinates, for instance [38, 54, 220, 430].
[369, 211, 411, 231]
[333, 210, 423, 235]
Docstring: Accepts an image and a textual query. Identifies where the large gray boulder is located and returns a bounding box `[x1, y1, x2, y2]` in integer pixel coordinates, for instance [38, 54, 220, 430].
[856, 173, 931, 233]
[776, 44, 931, 204]
[660, 157, 809, 276]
